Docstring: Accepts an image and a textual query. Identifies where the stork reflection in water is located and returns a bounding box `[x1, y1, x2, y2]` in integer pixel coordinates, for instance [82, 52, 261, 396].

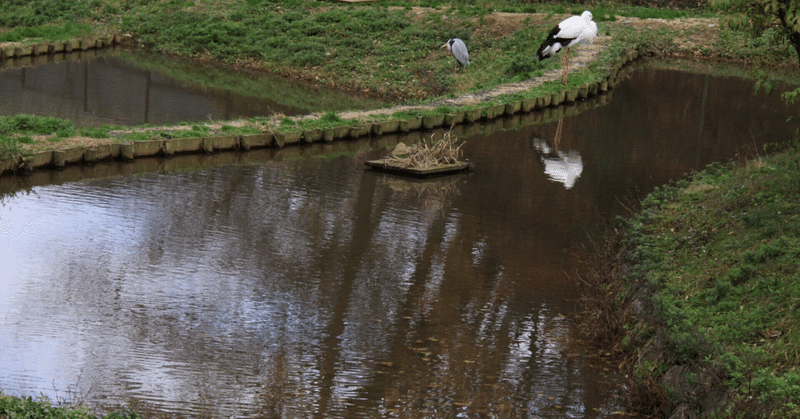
[531, 118, 584, 189]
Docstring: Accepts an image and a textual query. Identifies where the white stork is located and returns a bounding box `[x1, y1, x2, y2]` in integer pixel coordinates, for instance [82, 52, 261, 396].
[537, 11, 597, 85]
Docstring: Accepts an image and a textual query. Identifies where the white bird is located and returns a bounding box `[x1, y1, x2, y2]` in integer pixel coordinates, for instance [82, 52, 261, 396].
[537, 11, 597, 85]
[441, 38, 469, 72]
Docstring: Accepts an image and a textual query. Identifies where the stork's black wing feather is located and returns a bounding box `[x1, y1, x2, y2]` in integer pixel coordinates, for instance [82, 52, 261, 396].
[537, 25, 562, 60]
[537, 24, 578, 60]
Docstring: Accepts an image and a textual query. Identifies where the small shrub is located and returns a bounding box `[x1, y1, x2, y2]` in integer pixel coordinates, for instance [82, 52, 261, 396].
[725, 265, 756, 285]
[78, 127, 110, 138]
[0, 393, 144, 419]
[505, 54, 546, 77]
[670, 330, 708, 363]
[743, 240, 785, 263]
[0, 137, 22, 159]
[319, 112, 343, 124]
[56, 129, 74, 138]
[0, 115, 74, 136]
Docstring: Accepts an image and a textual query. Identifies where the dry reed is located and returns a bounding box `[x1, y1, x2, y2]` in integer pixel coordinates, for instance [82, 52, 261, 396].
[385, 129, 464, 169]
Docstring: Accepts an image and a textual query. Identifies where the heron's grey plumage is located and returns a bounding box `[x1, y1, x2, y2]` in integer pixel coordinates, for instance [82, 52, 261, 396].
[443, 38, 469, 68]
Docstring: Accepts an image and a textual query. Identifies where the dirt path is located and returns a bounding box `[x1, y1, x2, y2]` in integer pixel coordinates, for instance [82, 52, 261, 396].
[320, 14, 721, 122]
[334, 39, 608, 121]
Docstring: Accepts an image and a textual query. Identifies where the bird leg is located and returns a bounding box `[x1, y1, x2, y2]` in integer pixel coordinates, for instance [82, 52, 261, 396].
[554, 118, 563, 151]
[561, 47, 570, 86]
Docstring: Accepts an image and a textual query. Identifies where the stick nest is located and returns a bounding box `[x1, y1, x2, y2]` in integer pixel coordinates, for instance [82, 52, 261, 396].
[384, 131, 464, 169]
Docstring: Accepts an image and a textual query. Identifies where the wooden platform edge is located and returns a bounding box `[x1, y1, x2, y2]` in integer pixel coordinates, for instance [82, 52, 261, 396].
[365, 159, 471, 178]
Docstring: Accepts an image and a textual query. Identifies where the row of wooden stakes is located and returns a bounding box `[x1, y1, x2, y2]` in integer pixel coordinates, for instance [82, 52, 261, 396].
[0, 35, 639, 176]
[0, 35, 124, 60]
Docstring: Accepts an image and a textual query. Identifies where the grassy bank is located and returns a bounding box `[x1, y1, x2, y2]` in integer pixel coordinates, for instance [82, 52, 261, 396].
[0, 392, 141, 419]
[2, 2, 800, 418]
[578, 141, 800, 418]
[1, 1, 798, 161]
[2, 1, 796, 102]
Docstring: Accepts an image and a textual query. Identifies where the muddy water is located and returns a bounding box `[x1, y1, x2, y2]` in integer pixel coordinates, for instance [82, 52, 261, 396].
[0, 48, 386, 127]
[1, 60, 798, 418]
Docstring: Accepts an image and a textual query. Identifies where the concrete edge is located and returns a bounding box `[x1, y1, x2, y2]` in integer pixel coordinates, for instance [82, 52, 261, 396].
[0, 46, 641, 177]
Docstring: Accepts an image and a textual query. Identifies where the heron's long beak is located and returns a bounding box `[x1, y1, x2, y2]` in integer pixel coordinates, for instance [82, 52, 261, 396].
[440, 43, 448, 49]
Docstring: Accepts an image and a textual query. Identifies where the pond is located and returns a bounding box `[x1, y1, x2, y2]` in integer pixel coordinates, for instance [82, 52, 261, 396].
[0, 58, 798, 418]
[0, 47, 387, 127]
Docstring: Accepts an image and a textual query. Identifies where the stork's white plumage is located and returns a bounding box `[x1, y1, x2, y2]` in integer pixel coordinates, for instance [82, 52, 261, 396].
[537, 11, 597, 85]
[532, 138, 584, 190]
[580, 15, 598, 47]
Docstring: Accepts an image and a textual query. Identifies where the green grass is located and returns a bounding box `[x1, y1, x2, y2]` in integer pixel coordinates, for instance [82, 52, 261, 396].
[0, 393, 142, 419]
[0, 22, 91, 43]
[1, 1, 789, 102]
[119, 131, 152, 143]
[123, 5, 437, 98]
[0, 114, 279, 145]
[1, 2, 794, 163]
[2, 3, 800, 416]
[618, 143, 800, 416]
[4, 1, 645, 101]
[0, 115, 75, 136]
[613, 6, 700, 20]
[0, 136, 23, 160]
[0, 115, 77, 159]
[78, 127, 111, 139]
[0, 0, 93, 28]
[103, 50, 386, 112]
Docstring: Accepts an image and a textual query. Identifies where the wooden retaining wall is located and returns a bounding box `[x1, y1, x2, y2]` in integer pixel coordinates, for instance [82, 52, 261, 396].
[0, 41, 639, 177]
[0, 35, 124, 61]
[0, 89, 622, 196]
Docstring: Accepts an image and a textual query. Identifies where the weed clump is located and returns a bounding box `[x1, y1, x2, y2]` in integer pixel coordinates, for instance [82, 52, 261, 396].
[0, 115, 74, 136]
[0, 392, 142, 419]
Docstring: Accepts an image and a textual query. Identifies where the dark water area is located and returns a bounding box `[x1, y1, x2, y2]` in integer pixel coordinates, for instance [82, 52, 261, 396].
[0, 47, 386, 127]
[0, 60, 798, 418]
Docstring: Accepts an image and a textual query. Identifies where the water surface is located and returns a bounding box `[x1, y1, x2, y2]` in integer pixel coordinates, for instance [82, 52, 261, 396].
[0, 48, 386, 127]
[0, 60, 797, 418]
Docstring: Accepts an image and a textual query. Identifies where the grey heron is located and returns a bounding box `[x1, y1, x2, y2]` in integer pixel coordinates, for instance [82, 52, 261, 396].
[537, 11, 597, 85]
[442, 38, 469, 72]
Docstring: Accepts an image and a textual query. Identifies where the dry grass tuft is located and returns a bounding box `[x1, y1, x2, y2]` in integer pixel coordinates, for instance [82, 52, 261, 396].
[574, 227, 667, 416]
[575, 227, 632, 351]
[385, 129, 464, 169]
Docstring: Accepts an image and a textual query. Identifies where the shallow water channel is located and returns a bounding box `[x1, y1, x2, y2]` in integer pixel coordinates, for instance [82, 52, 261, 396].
[0, 57, 798, 418]
[0, 47, 386, 127]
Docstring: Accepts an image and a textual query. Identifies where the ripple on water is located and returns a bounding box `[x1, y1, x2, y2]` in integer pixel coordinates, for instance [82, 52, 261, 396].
[2, 64, 797, 417]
